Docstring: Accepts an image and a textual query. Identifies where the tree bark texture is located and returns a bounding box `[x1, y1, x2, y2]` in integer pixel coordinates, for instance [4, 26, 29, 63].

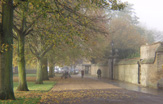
[17, 34, 29, 91]
[0, 23, 6, 99]
[48, 59, 54, 78]
[42, 58, 49, 80]
[0, 0, 15, 99]
[36, 58, 43, 84]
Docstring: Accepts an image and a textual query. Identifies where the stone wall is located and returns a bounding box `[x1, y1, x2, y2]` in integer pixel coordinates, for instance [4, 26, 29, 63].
[113, 58, 159, 88]
[90, 64, 109, 78]
[141, 63, 157, 88]
[88, 42, 163, 89]
[140, 42, 163, 88]
[140, 43, 160, 60]
[157, 52, 163, 71]
[113, 42, 163, 88]
[114, 58, 139, 84]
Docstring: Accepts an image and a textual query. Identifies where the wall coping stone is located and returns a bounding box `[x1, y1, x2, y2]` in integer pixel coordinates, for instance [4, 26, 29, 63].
[140, 58, 155, 64]
[115, 58, 140, 65]
[141, 43, 163, 64]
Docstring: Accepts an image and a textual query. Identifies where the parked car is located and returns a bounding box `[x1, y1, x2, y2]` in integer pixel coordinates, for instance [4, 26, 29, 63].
[54, 69, 58, 73]
[74, 70, 79, 74]
[70, 69, 79, 74]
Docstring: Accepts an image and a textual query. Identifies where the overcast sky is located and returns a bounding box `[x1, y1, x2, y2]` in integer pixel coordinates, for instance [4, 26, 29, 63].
[122, 0, 163, 31]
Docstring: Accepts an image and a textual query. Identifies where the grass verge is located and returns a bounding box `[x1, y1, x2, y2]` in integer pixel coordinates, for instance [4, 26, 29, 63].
[0, 81, 56, 104]
[14, 81, 55, 91]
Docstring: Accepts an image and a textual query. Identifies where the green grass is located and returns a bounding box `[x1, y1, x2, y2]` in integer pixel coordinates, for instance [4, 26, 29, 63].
[14, 81, 55, 91]
[0, 81, 56, 104]
[13, 74, 36, 77]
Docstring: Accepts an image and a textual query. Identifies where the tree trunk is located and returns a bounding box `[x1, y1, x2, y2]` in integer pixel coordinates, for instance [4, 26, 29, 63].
[49, 66, 54, 78]
[48, 59, 54, 78]
[17, 34, 29, 91]
[0, 24, 6, 99]
[4, 43, 15, 99]
[0, 54, 6, 99]
[0, 0, 15, 100]
[42, 58, 49, 80]
[36, 58, 43, 84]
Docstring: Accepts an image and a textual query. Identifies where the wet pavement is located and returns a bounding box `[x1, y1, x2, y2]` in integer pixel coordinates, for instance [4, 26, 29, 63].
[109, 80, 163, 96]
[40, 75, 163, 104]
[88, 75, 163, 96]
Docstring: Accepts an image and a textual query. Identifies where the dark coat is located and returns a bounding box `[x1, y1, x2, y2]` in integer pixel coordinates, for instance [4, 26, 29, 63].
[97, 69, 101, 75]
[81, 70, 84, 75]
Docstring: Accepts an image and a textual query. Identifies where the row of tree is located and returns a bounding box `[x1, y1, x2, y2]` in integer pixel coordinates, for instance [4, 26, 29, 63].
[85, 2, 158, 63]
[0, 0, 125, 100]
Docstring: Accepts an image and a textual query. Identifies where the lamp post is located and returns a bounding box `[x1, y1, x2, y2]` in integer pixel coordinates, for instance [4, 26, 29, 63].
[111, 41, 114, 80]
[109, 41, 118, 80]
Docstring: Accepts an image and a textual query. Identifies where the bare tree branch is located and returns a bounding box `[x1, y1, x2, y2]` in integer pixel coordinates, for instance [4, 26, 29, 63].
[40, 43, 54, 57]
[14, 9, 22, 16]
[13, 24, 20, 35]
[13, 0, 28, 9]
[24, 28, 33, 37]
[55, 0, 109, 35]
[25, 14, 43, 34]
[25, 9, 58, 32]
[13, 2, 21, 10]
[12, 31, 18, 40]
[29, 44, 39, 58]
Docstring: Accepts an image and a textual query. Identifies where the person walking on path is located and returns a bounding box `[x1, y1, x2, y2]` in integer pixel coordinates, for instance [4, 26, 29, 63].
[97, 69, 102, 79]
[81, 70, 84, 78]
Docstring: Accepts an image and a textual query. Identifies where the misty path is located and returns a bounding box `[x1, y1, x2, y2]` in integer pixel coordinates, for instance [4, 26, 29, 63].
[50, 75, 121, 91]
[39, 75, 163, 104]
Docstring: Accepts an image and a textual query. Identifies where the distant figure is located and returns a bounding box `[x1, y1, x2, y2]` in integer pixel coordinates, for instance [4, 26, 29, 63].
[68, 71, 71, 78]
[81, 70, 84, 78]
[97, 69, 102, 79]
[65, 71, 68, 79]
[61, 71, 70, 79]
[61, 71, 66, 79]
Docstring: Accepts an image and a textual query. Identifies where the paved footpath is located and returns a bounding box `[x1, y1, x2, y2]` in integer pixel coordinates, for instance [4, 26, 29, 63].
[40, 75, 163, 104]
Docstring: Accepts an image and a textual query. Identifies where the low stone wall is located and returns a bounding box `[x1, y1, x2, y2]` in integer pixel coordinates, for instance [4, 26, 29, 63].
[141, 64, 157, 88]
[114, 58, 158, 88]
[140, 43, 163, 88]
[90, 57, 158, 87]
[89, 42, 163, 89]
[114, 64, 138, 84]
[91, 64, 109, 78]
[114, 58, 139, 84]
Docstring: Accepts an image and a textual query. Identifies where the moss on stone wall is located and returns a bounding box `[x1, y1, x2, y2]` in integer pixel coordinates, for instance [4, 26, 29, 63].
[141, 58, 155, 64]
[116, 58, 140, 65]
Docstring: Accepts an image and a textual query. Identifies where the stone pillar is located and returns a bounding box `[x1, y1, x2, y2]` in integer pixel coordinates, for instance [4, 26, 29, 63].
[157, 52, 163, 71]
[108, 59, 112, 79]
[108, 49, 119, 80]
[114, 49, 119, 64]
